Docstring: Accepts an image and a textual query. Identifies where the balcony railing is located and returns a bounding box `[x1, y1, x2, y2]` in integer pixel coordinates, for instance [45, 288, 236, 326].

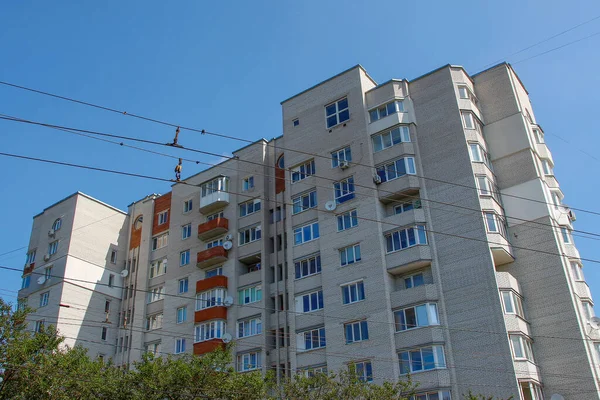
[196, 246, 228, 269]
[23, 263, 34, 275]
[197, 217, 229, 241]
[193, 339, 226, 356]
[194, 306, 227, 323]
[196, 275, 228, 293]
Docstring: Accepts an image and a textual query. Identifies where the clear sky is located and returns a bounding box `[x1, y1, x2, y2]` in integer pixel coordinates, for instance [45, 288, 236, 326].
[1, 1, 599, 306]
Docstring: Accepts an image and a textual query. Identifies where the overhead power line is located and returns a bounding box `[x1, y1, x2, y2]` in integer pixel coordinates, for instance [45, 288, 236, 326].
[512, 30, 600, 65]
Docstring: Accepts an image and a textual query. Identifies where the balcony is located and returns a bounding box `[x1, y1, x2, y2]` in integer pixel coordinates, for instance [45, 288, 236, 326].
[196, 246, 228, 269]
[196, 275, 228, 293]
[199, 192, 229, 214]
[386, 245, 432, 275]
[197, 218, 229, 241]
[377, 178, 420, 204]
[195, 306, 227, 323]
[23, 263, 34, 275]
[193, 338, 226, 356]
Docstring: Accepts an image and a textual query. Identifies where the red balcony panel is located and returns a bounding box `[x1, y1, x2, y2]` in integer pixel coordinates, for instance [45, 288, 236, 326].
[195, 306, 227, 323]
[193, 339, 226, 356]
[197, 217, 229, 240]
[23, 263, 34, 275]
[196, 275, 228, 293]
[196, 246, 228, 269]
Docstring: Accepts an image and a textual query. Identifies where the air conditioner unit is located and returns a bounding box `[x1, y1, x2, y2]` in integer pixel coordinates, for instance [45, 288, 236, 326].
[373, 174, 382, 185]
[48, 229, 55, 237]
[338, 160, 349, 170]
[568, 209, 577, 222]
[225, 234, 233, 241]
[43, 254, 50, 261]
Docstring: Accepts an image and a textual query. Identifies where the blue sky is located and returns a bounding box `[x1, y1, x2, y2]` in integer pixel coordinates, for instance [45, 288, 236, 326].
[1, 1, 599, 305]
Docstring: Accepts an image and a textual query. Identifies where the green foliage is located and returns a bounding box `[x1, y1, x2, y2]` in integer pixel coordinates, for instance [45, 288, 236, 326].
[463, 390, 514, 400]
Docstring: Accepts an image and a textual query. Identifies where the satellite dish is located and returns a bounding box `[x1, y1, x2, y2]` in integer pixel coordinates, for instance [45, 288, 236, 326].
[120, 269, 129, 278]
[222, 333, 232, 343]
[550, 394, 565, 400]
[223, 296, 234, 307]
[590, 317, 600, 330]
[37, 276, 46, 285]
[223, 241, 233, 250]
[325, 201, 337, 211]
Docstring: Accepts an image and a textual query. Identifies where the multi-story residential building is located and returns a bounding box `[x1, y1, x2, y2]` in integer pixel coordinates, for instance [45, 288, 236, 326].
[17, 63, 600, 399]
[17, 192, 128, 361]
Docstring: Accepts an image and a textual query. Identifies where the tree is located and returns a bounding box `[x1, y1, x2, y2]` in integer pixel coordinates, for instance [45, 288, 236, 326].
[463, 390, 514, 400]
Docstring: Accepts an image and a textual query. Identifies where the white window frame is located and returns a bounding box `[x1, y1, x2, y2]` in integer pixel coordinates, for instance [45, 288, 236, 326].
[297, 327, 326, 351]
[39, 291, 49, 307]
[147, 286, 165, 303]
[385, 225, 428, 253]
[510, 334, 534, 361]
[399, 345, 446, 374]
[341, 280, 365, 305]
[21, 275, 31, 289]
[294, 254, 321, 280]
[582, 301, 595, 322]
[152, 233, 168, 251]
[145, 341, 161, 356]
[52, 218, 62, 231]
[532, 128, 544, 144]
[182, 223, 192, 240]
[461, 111, 476, 129]
[183, 199, 193, 213]
[296, 290, 324, 313]
[413, 390, 452, 400]
[345, 320, 369, 344]
[292, 190, 317, 215]
[571, 261, 584, 281]
[372, 125, 411, 152]
[339, 244, 361, 266]
[484, 212, 507, 238]
[180, 250, 190, 266]
[205, 266, 223, 278]
[394, 199, 422, 215]
[337, 210, 358, 231]
[331, 146, 352, 168]
[238, 285, 262, 305]
[375, 157, 416, 183]
[541, 158, 553, 176]
[325, 97, 350, 128]
[404, 272, 425, 289]
[207, 211, 224, 221]
[560, 226, 572, 244]
[44, 266, 53, 282]
[239, 198, 261, 217]
[196, 288, 227, 310]
[291, 160, 316, 183]
[175, 338, 186, 354]
[349, 360, 373, 382]
[35, 319, 45, 333]
[500, 290, 525, 318]
[26, 250, 36, 264]
[242, 176, 254, 191]
[394, 303, 440, 332]
[178, 277, 189, 294]
[237, 317, 262, 338]
[195, 320, 226, 342]
[369, 99, 405, 122]
[201, 177, 228, 197]
[333, 176, 355, 204]
[176, 306, 187, 324]
[239, 225, 262, 246]
[149, 259, 167, 279]
[146, 313, 163, 330]
[293, 222, 320, 245]
[237, 351, 262, 372]
[206, 238, 224, 249]
[48, 240, 58, 256]
[158, 210, 169, 225]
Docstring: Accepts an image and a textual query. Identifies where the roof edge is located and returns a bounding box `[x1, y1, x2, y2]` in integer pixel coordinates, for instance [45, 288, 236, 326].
[34, 192, 127, 218]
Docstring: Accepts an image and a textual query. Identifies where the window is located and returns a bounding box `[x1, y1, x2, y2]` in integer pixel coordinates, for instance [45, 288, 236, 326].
[551, 192, 562, 209]
[195, 320, 226, 342]
[145, 341, 161, 356]
[110, 250, 117, 264]
[152, 233, 168, 250]
[399, 345, 446, 374]
[385, 225, 427, 253]
[104, 300, 111, 314]
[196, 288, 227, 310]
[25, 250, 36, 265]
[345, 321, 368, 344]
[183, 199, 193, 213]
[501, 290, 525, 318]
[51, 218, 62, 231]
[207, 211, 224, 221]
[147, 286, 165, 303]
[39, 292, 49, 307]
[180, 250, 190, 266]
[176, 306, 187, 324]
[21, 275, 31, 289]
[295, 254, 321, 279]
[413, 390, 452, 400]
[469, 143, 493, 170]
[394, 199, 422, 214]
[571, 262, 584, 281]
[300, 365, 328, 377]
[149, 259, 167, 278]
[182, 223, 192, 239]
[326, 97, 349, 128]
[44, 266, 52, 282]
[372, 126, 411, 152]
[349, 361, 372, 382]
[334, 176, 355, 204]
[178, 278, 189, 294]
[461, 111, 481, 130]
[337, 210, 358, 231]
[146, 313, 163, 330]
[520, 382, 544, 400]
[484, 212, 507, 238]
[293, 118, 299, 127]
[476, 175, 491, 197]
[293, 222, 319, 245]
[201, 177, 228, 197]
[369, 100, 405, 122]
[35, 320, 45, 333]
[332, 147, 352, 168]
[108, 274, 115, 288]
[48, 241, 58, 256]
[458, 86, 469, 99]
[525, 109, 534, 124]
[101, 326, 108, 341]
[340, 244, 361, 266]
[292, 190, 317, 214]
[560, 226, 572, 244]
[238, 199, 262, 218]
[342, 281, 365, 305]
[376, 157, 416, 183]
[242, 176, 254, 191]
[237, 317, 262, 338]
[582, 301, 595, 322]
[296, 290, 324, 313]
[239, 225, 262, 245]
[158, 210, 169, 225]
[206, 267, 223, 278]
[291, 160, 316, 183]
[510, 335, 534, 361]
[298, 327, 326, 351]
[175, 338, 186, 354]
[237, 351, 262, 372]
[206, 238, 223, 249]
[404, 273, 424, 289]
[394, 303, 439, 331]
[541, 159, 553, 175]
[532, 128, 544, 144]
[238, 285, 262, 305]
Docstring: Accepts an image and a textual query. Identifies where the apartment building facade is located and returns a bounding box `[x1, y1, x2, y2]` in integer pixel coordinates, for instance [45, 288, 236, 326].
[18, 63, 600, 399]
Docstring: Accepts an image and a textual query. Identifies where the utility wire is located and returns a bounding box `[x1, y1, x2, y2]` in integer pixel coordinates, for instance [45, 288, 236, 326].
[512, 30, 600, 65]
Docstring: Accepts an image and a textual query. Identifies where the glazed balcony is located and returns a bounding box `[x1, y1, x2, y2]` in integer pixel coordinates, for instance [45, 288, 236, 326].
[197, 218, 229, 241]
[23, 263, 34, 275]
[196, 246, 228, 269]
[196, 275, 228, 293]
[193, 339, 226, 356]
[194, 306, 227, 323]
